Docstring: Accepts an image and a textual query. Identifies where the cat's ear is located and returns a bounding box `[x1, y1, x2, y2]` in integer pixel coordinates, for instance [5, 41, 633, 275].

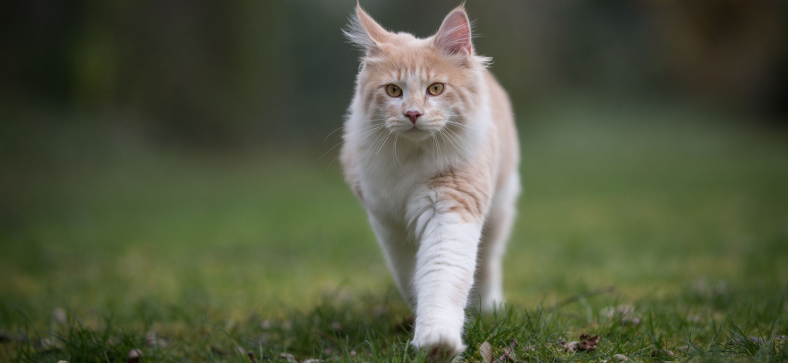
[344, 2, 391, 52]
[433, 4, 473, 56]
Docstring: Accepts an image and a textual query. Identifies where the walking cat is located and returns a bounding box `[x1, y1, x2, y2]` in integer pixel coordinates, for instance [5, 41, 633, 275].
[340, 3, 520, 360]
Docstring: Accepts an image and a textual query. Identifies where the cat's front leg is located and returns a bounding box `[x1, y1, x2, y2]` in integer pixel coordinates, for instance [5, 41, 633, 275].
[408, 190, 487, 361]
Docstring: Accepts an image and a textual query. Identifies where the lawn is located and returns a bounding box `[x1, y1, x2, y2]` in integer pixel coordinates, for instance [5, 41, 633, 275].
[1, 100, 787, 362]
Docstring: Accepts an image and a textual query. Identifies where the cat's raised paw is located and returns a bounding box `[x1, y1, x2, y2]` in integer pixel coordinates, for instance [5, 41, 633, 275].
[411, 326, 465, 362]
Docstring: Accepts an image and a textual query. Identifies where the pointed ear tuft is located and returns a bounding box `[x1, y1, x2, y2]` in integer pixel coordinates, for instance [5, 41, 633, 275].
[343, 3, 391, 52]
[433, 7, 472, 56]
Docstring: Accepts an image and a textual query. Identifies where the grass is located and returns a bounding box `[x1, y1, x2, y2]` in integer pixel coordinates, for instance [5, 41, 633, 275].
[1, 99, 788, 362]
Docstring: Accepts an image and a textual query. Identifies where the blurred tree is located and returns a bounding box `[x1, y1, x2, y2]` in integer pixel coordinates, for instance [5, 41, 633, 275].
[646, 1, 788, 118]
[1, 0, 786, 156]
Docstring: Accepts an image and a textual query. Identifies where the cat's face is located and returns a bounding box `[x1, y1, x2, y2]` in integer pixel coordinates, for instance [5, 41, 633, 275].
[347, 4, 489, 142]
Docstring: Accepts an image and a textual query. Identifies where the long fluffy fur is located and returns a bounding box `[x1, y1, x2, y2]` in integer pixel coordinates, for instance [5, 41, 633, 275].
[340, 4, 519, 361]
[343, 11, 376, 52]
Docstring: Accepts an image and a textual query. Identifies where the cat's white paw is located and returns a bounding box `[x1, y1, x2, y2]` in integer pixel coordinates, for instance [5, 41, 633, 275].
[411, 325, 465, 362]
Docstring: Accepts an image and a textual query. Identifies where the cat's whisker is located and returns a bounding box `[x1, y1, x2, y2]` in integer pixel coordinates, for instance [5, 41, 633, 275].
[338, 124, 385, 143]
[437, 133, 445, 164]
[441, 129, 466, 159]
[342, 124, 386, 144]
[323, 125, 346, 142]
[375, 130, 394, 156]
[444, 127, 474, 155]
[391, 135, 404, 177]
[436, 134, 444, 167]
[445, 119, 485, 132]
[446, 123, 485, 138]
[338, 120, 386, 136]
[324, 125, 385, 167]
[347, 124, 386, 138]
[444, 121, 482, 132]
[365, 131, 386, 158]
[327, 149, 345, 169]
[445, 119, 479, 127]
[444, 111, 478, 118]
[314, 140, 346, 162]
[438, 130, 454, 164]
[442, 128, 469, 156]
[393, 134, 403, 169]
[317, 124, 385, 163]
[363, 128, 391, 165]
[431, 134, 440, 166]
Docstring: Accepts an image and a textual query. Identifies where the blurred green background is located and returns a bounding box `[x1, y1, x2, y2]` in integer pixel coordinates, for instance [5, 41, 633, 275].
[2, 0, 788, 325]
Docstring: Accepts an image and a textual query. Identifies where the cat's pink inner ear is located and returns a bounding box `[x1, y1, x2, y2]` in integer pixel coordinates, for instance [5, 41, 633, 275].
[434, 9, 472, 56]
[356, 4, 390, 44]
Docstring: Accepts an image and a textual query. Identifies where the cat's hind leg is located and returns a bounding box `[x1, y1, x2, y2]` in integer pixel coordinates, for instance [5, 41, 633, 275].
[471, 173, 520, 313]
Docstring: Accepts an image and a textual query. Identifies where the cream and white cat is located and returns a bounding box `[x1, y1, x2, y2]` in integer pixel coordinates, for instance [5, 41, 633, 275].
[340, 3, 520, 360]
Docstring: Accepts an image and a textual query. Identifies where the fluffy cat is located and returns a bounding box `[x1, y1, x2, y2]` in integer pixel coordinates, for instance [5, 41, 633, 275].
[340, 3, 520, 360]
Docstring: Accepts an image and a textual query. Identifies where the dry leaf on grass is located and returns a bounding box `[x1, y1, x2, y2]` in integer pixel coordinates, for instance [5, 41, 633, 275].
[578, 334, 600, 351]
[556, 337, 572, 352]
[493, 339, 518, 362]
[479, 341, 493, 363]
[478, 339, 518, 362]
[563, 341, 579, 352]
[560, 334, 600, 353]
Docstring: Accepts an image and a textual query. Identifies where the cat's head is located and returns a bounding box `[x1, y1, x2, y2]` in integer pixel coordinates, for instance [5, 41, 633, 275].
[345, 3, 490, 142]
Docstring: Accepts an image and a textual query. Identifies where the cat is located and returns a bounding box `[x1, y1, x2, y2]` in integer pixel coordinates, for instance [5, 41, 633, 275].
[340, 3, 520, 360]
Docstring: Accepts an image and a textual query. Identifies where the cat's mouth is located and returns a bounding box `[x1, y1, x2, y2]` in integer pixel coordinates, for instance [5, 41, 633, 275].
[396, 125, 437, 141]
[408, 125, 437, 134]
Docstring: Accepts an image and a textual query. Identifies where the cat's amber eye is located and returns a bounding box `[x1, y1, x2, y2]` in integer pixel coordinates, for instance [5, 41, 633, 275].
[385, 84, 402, 97]
[427, 83, 445, 96]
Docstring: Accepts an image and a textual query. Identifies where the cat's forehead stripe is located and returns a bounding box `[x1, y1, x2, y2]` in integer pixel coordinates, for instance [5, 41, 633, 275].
[391, 66, 439, 81]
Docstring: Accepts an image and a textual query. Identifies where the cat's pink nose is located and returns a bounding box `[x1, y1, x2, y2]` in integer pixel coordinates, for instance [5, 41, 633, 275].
[405, 111, 422, 123]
